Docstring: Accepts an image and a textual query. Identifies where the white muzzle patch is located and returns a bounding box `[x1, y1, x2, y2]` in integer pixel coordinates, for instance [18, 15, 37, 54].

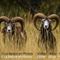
[43, 20, 49, 29]
[7, 25, 12, 32]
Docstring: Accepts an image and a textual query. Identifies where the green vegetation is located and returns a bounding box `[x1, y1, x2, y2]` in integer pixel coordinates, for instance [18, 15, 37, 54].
[0, 0, 60, 18]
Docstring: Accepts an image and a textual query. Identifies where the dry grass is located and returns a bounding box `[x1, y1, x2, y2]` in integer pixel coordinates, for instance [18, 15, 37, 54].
[0, 14, 60, 60]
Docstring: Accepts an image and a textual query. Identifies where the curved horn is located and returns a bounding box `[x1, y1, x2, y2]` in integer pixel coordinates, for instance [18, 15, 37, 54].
[34, 13, 46, 20]
[33, 13, 46, 31]
[0, 16, 9, 23]
[48, 14, 59, 30]
[11, 17, 24, 31]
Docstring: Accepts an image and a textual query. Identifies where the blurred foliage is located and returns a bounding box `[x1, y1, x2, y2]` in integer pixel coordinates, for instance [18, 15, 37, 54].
[0, 0, 60, 17]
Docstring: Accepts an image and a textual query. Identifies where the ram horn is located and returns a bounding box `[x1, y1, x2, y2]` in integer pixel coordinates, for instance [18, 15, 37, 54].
[33, 13, 46, 31]
[0, 16, 9, 23]
[11, 17, 24, 31]
[48, 14, 59, 30]
[34, 13, 46, 20]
